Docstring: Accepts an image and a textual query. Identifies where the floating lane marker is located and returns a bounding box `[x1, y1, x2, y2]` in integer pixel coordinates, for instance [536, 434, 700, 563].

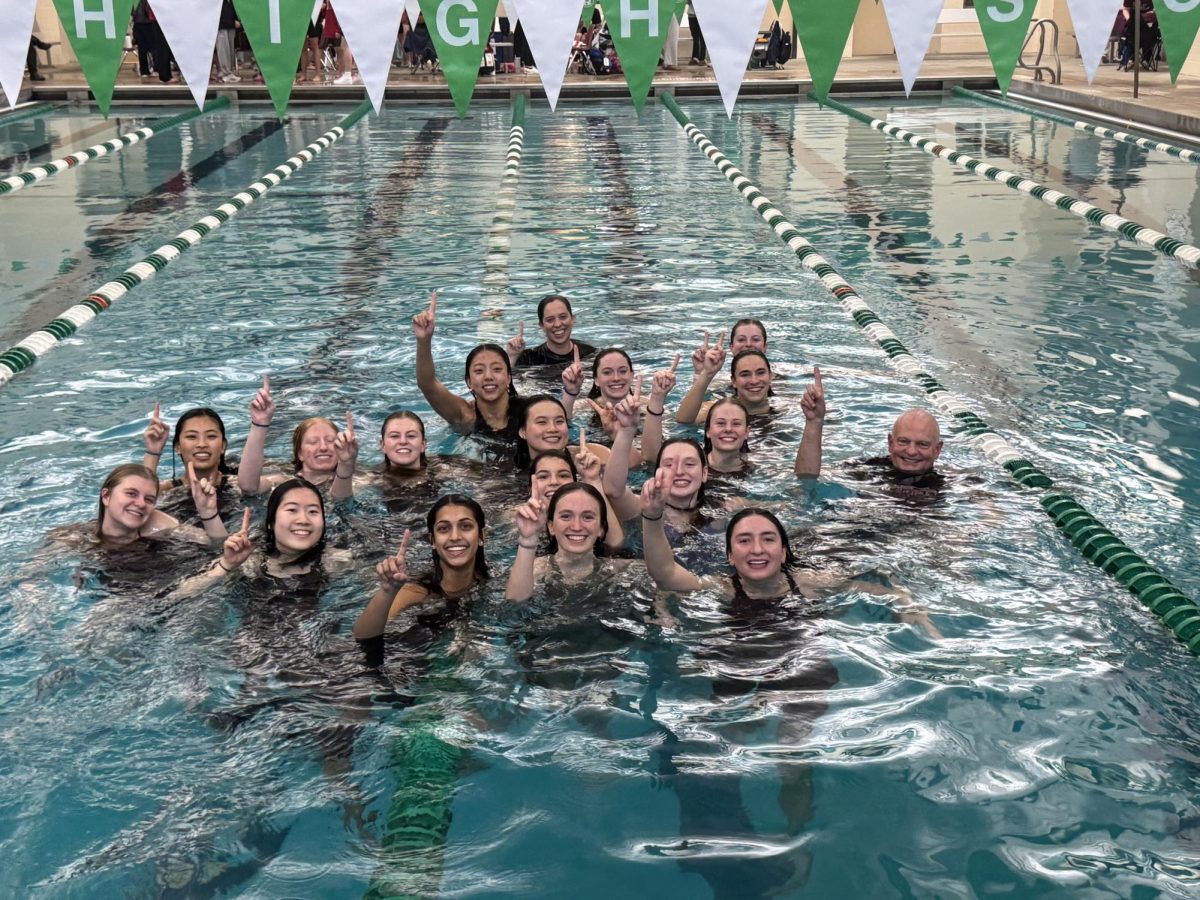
[482, 94, 527, 299]
[0, 100, 373, 388]
[818, 95, 1200, 271]
[659, 94, 1199, 656]
[952, 86, 1200, 165]
[0, 97, 230, 196]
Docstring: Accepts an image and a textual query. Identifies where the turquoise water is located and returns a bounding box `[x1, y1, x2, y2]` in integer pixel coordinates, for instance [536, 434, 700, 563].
[1, 97, 1198, 897]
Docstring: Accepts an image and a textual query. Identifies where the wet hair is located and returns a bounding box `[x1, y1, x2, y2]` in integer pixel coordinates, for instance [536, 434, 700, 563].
[537, 294, 574, 322]
[464, 343, 518, 399]
[725, 508, 799, 601]
[263, 478, 327, 570]
[545, 481, 609, 555]
[97, 464, 159, 537]
[171, 408, 234, 482]
[703, 397, 752, 456]
[729, 318, 768, 347]
[424, 494, 489, 593]
[527, 449, 579, 493]
[514, 394, 568, 470]
[291, 417, 339, 472]
[587, 347, 635, 401]
[380, 410, 429, 470]
[653, 437, 708, 508]
[729, 348, 775, 398]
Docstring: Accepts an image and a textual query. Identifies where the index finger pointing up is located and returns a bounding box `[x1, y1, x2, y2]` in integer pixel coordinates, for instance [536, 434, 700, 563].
[346, 410, 355, 434]
[240, 507, 251, 535]
[573, 343, 580, 367]
[152, 400, 161, 421]
[429, 291, 438, 314]
[579, 428, 587, 451]
[669, 353, 681, 373]
[812, 365, 823, 390]
[398, 528, 411, 559]
[263, 373, 270, 392]
[519, 321, 525, 338]
[702, 330, 710, 350]
[634, 373, 644, 400]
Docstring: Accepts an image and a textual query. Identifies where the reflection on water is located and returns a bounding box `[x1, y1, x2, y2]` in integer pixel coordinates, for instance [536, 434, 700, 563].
[0, 100, 1198, 898]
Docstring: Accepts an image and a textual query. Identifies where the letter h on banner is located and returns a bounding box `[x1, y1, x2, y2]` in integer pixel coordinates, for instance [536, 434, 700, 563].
[75, 0, 116, 38]
[621, 0, 659, 39]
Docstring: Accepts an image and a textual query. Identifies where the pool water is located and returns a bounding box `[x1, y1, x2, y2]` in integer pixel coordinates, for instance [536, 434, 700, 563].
[1, 97, 1198, 898]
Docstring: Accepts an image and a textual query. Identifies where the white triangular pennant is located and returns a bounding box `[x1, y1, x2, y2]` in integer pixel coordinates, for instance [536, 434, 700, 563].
[504, 0, 518, 28]
[403, 0, 421, 25]
[692, 0, 768, 117]
[882, 0, 943, 96]
[337, 0, 404, 112]
[312, 0, 322, 25]
[513, 0, 583, 110]
[0, 0, 38, 108]
[152, 0, 223, 109]
[1067, 0, 1124, 83]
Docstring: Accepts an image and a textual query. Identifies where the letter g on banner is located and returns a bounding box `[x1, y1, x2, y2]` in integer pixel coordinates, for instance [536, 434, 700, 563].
[438, 0, 481, 45]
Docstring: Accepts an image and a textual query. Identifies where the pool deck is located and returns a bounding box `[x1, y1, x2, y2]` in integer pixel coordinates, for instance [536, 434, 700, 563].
[16, 51, 1200, 141]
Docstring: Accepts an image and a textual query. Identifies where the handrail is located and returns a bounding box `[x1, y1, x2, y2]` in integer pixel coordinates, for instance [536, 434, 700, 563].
[1017, 18, 1062, 85]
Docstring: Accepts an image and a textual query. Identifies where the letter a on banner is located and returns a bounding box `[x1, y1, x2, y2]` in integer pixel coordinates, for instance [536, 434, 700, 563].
[338, 0, 406, 112]
[882, 0, 943, 96]
[152, 0, 223, 109]
[515, 0, 584, 110]
[1066, 0, 1123, 83]
[51, 0, 136, 115]
[236, 0, 313, 117]
[0, 0, 38, 108]
[789, 0, 858, 104]
[603, 0, 677, 112]
[1157, 0, 1200, 84]
[693, 0, 769, 116]
[421, 0, 500, 116]
[976, 0, 1038, 94]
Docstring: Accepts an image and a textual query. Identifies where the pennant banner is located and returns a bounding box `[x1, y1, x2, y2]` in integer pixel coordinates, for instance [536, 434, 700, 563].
[772, 0, 783, 13]
[404, 0, 421, 24]
[152, 0, 222, 108]
[338, 0, 406, 112]
[504, 0, 518, 27]
[1157, 0, 1200, 84]
[236, 0, 312, 117]
[693, 0, 768, 116]
[0, 0, 37, 108]
[882, 0, 943, 96]
[517, 0, 583, 109]
[975, 0, 1038, 95]
[420, 0, 500, 116]
[51, 0, 136, 115]
[1067, 0, 1123, 83]
[603, 0, 676, 113]
[790, 0, 857, 103]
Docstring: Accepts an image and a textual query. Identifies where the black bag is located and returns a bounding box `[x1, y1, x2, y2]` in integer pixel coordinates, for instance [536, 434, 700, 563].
[779, 32, 792, 65]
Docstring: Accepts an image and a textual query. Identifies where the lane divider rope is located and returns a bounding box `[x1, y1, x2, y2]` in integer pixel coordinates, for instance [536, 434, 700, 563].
[818, 94, 1200, 271]
[0, 102, 57, 128]
[0, 99, 373, 387]
[952, 85, 1200, 164]
[659, 93, 1200, 656]
[482, 94, 526, 297]
[0, 97, 231, 196]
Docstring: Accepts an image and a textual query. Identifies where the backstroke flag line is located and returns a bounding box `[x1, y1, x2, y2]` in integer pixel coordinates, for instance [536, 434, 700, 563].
[1067, 0, 1124, 83]
[517, 0, 584, 109]
[975, 0, 1039, 95]
[338, 0, 407, 111]
[152, 0, 223, 109]
[882, 0, 944, 96]
[1156, 0, 1200, 84]
[790, 0, 858, 104]
[51, 0, 136, 115]
[693, 0, 768, 116]
[0, 0, 38, 107]
[603, 0, 676, 112]
[236, 0, 313, 117]
[420, 0, 500, 116]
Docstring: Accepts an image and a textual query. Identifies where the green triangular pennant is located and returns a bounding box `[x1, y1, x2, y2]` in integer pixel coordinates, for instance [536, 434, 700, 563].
[51, 0, 135, 115]
[235, 0, 311, 118]
[582, 0, 598, 24]
[789, 0, 858, 103]
[773, 0, 785, 14]
[674, 0, 687, 21]
[1157, 0, 1200, 84]
[420, 0, 501, 118]
[975, 0, 1038, 94]
[603, 0, 677, 112]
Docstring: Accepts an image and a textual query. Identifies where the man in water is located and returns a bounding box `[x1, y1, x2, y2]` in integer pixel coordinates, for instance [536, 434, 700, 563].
[867, 409, 945, 502]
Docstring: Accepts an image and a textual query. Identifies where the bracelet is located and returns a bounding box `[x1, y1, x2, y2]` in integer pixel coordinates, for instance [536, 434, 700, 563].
[251, 421, 272, 428]
[336, 469, 354, 479]
[144, 450, 162, 457]
[217, 560, 235, 573]
[641, 512, 664, 521]
[563, 388, 580, 397]
[646, 408, 664, 417]
[517, 540, 539, 549]
[199, 511, 220, 522]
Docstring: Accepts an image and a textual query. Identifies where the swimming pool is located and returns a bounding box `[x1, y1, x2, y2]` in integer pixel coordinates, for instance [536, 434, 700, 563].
[1, 96, 1198, 897]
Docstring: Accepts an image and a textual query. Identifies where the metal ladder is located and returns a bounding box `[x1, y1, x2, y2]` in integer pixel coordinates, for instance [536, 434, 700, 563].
[1016, 18, 1062, 84]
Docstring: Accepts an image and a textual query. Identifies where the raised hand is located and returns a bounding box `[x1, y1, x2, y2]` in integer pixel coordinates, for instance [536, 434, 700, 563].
[376, 529, 411, 587]
[514, 497, 547, 543]
[334, 411, 359, 465]
[801, 366, 826, 422]
[651, 353, 681, 401]
[640, 463, 670, 519]
[612, 374, 644, 431]
[576, 431, 601, 483]
[144, 401, 169, 456]
[561, 343, 584, 397]
[188, 461, 219, 520]
[249, 374, 275, 427]
[507, 321, 526, 360]
[411, 291, 437, 341]
[221, 508, 254, 569]
[691, 331, 710, 374]
[700, 332, 726, 377]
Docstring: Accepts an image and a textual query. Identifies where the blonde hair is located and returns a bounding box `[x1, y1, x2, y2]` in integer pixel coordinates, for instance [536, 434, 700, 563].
[291, 417, 339, 471]
[96, 464, 159, 536]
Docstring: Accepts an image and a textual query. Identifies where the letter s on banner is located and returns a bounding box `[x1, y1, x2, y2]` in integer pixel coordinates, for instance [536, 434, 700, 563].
[74, 0, 117, 39]
[621, 0, 659, 39]
[985, 0, 1024, 24]
[439, 0, 480, 47]
[1162, 0, 1200, 12]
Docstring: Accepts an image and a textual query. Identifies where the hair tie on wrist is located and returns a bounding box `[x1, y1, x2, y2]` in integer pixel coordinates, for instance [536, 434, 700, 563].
[200, 511, 220, 522]
[563, 388, 580, 397]
[144, 450, 162, 457]
[641, 512, 664, 521]
[251, 421, 272, 428]
[646, 408, 664, 417]
[517, 540, 539, 549]
[217, 560, 235, 572]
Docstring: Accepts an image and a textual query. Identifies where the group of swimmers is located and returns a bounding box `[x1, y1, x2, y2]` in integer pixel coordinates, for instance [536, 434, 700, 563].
[87, 292, 946, 638]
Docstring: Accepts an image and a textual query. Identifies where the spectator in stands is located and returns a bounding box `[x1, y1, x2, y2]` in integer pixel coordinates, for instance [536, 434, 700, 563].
[298, 3, 324, 82]
[215, 0, 240, 84]
[687, 3, 706, 66]
[26, 35, 51, 83]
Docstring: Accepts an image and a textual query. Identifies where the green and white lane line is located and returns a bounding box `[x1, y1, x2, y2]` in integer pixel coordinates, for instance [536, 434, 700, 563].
[0, 97, 231, 196]
[0, 102, 57, 128]
[952, 86, 1200, 164]
[818, 95, 1200, 271]
[0, 100, 373, 388]
[660, 94, 1199, 656]
[482, 94, 526, 299]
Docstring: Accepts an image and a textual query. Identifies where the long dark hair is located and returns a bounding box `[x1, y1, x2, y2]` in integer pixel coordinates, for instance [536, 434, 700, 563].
[730, 348, 775, 398]
[263, 478, 326, 571]
[725, 507, 798, 601]
[729, 318, 767, 347]
[653, 437, 708, 508]
[703, 396, 752, 455]
[537, 294, 573, 321]
[464, 343, 518, 399]
[528, 448, 579, 492]
[97, 464, 159, 537]
[423, 494, 489, 594]
[587, 347, 634, 401]
[381, 410, 429, 470]
[171, 408, 235, 482]
[514, 394, 568, 470]
[544, 481, 608, 555]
